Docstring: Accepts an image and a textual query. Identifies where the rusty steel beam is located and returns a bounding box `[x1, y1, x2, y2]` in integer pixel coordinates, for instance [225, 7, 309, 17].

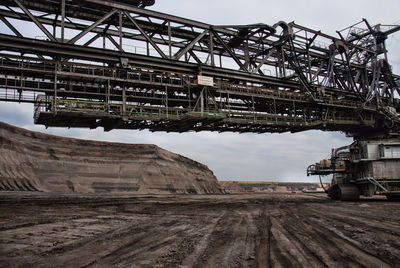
[13, 0, 57, 42]
[0, 0, 398, 136]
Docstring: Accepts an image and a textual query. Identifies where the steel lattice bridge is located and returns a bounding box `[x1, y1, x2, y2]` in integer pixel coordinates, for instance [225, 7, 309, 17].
[0, 0, 399, 137]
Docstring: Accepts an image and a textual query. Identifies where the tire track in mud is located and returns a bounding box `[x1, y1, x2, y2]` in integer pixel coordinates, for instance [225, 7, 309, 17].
[308, 201, 399, 220]
[1, 193, 400, 267]
[305, 204, 400, 235]
[30, 217, 184, 267]
[47, 217, 198, 267]
[175, 206, 263, 268]
[268, 215, 325, 267]
[254, 208, 271, 268]
[264, 204, 328, 268]
[297, 205, 400, 266]
[87, 223, 190, 267]
[194, 209, 247, 267]
[278, 204, 392, 268]
[179, 212, 225, 267]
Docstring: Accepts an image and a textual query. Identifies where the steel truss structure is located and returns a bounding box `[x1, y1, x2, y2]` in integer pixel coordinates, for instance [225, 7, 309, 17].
[0, 0, 399, 136]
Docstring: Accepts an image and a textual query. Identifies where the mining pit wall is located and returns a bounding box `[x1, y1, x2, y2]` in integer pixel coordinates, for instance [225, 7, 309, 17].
[0, 122, 223, 194]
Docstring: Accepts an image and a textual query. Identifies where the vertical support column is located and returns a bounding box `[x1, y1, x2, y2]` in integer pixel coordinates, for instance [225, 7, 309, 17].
[103, 33, 106, 66]
[119, 11, 123, 52]
[168, 21, 172, 58]
[227, 91, 230, 119]
[53, 62, 58, 114]
[53, 16, 57, 38]
[61, 0, 65, 42]
[281, 47, 286, 78]
[122, 85, 126, 117]
[200, 87, 204, 116]
[252, 95, 255, 120]
[188, 81, 191, 111]
[106, 79, 110, 112]
[244, 42, 250, 70]
[165, 85, 168, 118]
[19, 74, 23, 102]
[293, 101, 296, 123]
[209, 30, 215, 66]
[307, 51, 312, 81]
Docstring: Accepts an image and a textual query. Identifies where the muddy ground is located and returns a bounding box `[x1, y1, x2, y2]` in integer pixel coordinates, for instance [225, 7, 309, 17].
[0, 192, 399, 268]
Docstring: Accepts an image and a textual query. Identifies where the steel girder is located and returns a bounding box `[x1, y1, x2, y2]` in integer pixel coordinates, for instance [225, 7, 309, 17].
[0, 0, 399, 135]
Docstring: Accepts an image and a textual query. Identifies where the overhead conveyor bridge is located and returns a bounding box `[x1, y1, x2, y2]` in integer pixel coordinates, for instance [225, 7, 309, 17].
[0, 0, 399, 136]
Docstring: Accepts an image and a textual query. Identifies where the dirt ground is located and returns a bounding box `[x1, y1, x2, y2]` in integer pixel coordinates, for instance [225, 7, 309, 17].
[0, 192, 399, 268]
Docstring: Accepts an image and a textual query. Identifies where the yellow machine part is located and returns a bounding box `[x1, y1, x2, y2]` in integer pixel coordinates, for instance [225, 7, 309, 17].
[334, 169, 346, 172]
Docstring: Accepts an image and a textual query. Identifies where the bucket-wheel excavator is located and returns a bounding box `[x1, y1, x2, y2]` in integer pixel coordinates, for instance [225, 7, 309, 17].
[306, 20, 400, 201]
[307, 137, 400, 201]
[0, 1, 399, 201]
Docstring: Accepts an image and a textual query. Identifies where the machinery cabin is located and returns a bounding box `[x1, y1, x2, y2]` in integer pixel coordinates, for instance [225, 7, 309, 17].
[308, 136, 400, 201]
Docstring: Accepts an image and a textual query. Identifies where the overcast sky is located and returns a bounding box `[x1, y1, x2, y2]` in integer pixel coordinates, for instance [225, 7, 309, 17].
[0, 0, 399, 183]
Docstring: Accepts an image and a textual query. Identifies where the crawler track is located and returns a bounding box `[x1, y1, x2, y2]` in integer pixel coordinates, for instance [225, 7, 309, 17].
[0, 192, 399, 267]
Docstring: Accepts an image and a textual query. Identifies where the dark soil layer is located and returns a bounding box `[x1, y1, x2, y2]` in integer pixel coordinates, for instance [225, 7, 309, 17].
[0, 192, 399, 267]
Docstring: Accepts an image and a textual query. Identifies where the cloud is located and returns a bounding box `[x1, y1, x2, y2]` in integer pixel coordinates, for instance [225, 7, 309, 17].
[152, 0, 400, 32]
[0, 103, 33, 126]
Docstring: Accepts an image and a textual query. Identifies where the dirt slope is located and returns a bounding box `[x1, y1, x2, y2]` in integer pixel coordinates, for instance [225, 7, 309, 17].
[0, 122, 222, 194]
[0, 192, 399, 267]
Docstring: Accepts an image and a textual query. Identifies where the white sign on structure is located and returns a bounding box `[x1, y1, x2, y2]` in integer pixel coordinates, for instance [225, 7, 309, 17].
[197, 75, 214, 87]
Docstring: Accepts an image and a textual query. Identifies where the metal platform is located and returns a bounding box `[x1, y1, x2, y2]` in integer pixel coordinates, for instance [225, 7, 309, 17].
[0, 0, 399, 135]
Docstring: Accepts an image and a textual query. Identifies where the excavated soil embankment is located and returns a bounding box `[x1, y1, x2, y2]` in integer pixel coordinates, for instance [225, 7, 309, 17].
[0, 122, 223, 194]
